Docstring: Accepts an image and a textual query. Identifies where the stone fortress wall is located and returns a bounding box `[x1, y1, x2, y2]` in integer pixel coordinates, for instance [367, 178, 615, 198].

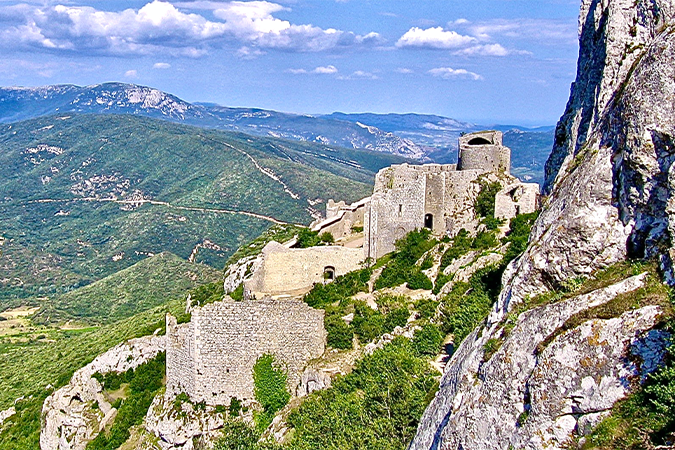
[244, 241, 364, 298]
[166, 298, 326, 406]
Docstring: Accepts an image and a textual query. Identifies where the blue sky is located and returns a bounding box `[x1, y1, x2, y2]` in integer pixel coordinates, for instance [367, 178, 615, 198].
[0, 0, 581, 125]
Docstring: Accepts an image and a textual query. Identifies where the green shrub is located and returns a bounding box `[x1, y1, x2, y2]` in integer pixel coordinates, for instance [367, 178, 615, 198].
[286, 337, 438, 450]
[303, 268, 371, 308]
[228, 398, 242, 417]
[229, 283, 244, 301]
[415, 298, 439, 320]
[189, 282, 224, 308]
[384, 307, 409, 332]
[502, 212, 539, 263]
[253, 355, 290, 432]
[324, 313, 354, 350]
[296, 229, 333, 248]
[420, 254, 434, 270]
[214, 421, 282, 450]
[407, 270, 433, 290]
[433, 272, 453, 295]
[472, 230, 498, 250]
[474, 181, 502, 218]
[352, 302, 385, 343]
[413, 324, 444, 356]
[296, 229, 320, 248]
[439, 264, 505, 346]
[87, 353, 166, 450]
[482, 216, 504, 231]
[318, 232, 335, 244]
[438, 229, 472, 273]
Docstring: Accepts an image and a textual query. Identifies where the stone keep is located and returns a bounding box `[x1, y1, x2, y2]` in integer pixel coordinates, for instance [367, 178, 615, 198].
[166, 298, 326, 406]
[363, 130, 537, 260]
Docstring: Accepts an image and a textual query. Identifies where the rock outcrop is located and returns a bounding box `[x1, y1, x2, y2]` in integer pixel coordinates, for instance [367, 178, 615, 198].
[503, 0, 675, 305]
[144, 391, 228, 450]
[410, 275, 670, 450]
[410, 0, 675, 448]
[40, 334, 166, 450]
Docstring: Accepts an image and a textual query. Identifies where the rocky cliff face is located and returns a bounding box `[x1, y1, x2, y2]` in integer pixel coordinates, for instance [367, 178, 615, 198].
[40, 334, 166, 450]
[505, 0, 675, 305]
[409, 0, 675, 448]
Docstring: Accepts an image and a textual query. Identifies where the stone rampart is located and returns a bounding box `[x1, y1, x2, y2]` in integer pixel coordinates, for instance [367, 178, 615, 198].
[245, 242, 363, 297]
[166, 298, 326, 406]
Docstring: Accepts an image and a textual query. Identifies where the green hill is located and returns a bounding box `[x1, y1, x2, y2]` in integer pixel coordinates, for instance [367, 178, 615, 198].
[32, 252, 221, 325]
[0, 114, 405, 305]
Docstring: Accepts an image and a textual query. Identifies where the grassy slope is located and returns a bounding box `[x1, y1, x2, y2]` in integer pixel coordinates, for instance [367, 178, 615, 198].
[32, 252, 221, 325]
[0, 114, 404, 304]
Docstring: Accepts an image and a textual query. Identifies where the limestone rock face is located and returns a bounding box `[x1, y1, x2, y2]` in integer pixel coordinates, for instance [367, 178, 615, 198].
[409, 276, 670, 450]
[503, 0, 675, 306]
[144, 391, 226, 450]
[409, 1, 675, 448]
[40, 335, 166, 450]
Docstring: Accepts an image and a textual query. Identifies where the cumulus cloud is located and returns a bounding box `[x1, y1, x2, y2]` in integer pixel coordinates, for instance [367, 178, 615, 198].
[312, 65, 338, 74]
[0, 0, 382, 56]
[124, 69, 138, 78]
[395, 17, 563, 56]
[153, 62, 171, 69]
[455, 18, 577, 45]
[286, 65, 338, 74]
[454, 43, 512, 57]
[428, 67, 482, 81]
[396, 27, 475, 49]
[396, 68, 414, 74]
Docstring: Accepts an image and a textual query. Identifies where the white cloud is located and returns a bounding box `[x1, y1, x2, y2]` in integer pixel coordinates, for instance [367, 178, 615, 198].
[396, 68, 414, 74]
[286, 65, 338, 75]
[124, 69, 138, 78]
[337, 70, 378, 80]
[428, 67, 482, 81]
[0, 0, 382, 56]
[456, 18, 577, 44]
[236, 45, 265, 59]
[153, 62, 171, 69]
[454, 43, 510, 56]
[396, 26, 475, 49]
[312, 65, 338, 74]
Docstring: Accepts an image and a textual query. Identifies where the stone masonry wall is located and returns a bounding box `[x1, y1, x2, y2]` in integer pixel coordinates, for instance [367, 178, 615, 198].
[458, 130, 511, 173]
[245, 242, 363, 297]
[167, 315, 196, 399]
[166, 299, 326, 406]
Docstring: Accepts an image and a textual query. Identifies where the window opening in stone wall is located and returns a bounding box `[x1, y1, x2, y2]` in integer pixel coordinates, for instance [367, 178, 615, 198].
[323, 266, 336, 281]
[424, 214, 433, 229]
[468, 137, 492, 146]
[398, 204, 403, 216]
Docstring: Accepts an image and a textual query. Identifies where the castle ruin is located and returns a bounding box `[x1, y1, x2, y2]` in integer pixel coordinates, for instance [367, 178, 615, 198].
[165, 130, 540, 407]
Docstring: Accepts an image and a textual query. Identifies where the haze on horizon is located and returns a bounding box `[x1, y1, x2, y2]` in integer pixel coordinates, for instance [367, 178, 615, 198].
[0, 0, 580, 126]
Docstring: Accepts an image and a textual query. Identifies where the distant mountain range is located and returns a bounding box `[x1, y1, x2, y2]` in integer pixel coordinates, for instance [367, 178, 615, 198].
[0, 83, 424, 159]
[0, 82, 554, 184]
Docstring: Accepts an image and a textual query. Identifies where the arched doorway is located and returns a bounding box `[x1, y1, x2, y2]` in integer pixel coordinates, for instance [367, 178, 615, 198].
[323, 266, 336, 281]
[467, 137, 492, 145]
[424, 213, 433, 230]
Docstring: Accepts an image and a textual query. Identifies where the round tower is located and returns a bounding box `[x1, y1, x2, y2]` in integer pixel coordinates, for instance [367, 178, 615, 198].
[457, 130, 511, 174]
